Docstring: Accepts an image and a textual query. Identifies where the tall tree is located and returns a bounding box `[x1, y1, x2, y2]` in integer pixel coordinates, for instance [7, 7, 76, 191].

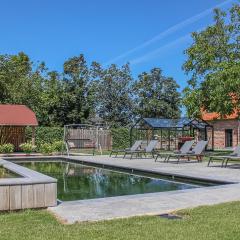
[0, 52, 45, 122]
[93, 63, 134, 126]
[183, 4, 240, 117]
[40, 71, 63, 126]
[134, 68, 181, 118]
[0, 52, 32, 103]
[61, 54, 94, 124]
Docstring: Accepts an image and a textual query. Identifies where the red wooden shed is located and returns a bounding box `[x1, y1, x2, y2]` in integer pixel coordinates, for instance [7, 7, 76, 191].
[0, 104, 38, 150]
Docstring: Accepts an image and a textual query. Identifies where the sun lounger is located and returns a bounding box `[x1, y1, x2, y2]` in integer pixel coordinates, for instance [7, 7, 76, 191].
[167, 140, 208, 163]
[109, 140, 142, 157]
[208, 146, 240, 167]
[155, 140, 195, 162]
[124, 140, 158, 159]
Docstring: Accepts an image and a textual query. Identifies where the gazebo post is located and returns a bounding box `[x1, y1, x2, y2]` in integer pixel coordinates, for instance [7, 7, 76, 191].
[32, 126, 36, 146]
[160, 129, 162, 149]
[168, 129, 170, 150]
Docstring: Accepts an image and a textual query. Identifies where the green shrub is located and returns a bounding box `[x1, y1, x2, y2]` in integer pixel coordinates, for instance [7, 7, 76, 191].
[0, 143, 14, 154]
[19, 142, 36, 154]
[39, 143, 55, 155]
[52, 141, 65, 153]
[26, 127, 64, 146]
[111, 127, 130, 149]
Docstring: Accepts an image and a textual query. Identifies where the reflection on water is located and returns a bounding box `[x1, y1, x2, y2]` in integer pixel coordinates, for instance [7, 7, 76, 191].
[0, 167, 20, 178]
[19, 161, 197, 201]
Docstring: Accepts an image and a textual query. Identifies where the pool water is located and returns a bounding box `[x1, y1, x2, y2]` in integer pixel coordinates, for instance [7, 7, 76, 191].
[18, 161, 198, 201]
[0, 166, 21, 178]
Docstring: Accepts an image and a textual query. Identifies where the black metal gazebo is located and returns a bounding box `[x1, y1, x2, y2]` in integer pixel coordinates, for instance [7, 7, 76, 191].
[130, 118, 214, 151]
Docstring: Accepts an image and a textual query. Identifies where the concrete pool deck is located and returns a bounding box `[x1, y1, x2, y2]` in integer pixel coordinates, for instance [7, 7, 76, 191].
[47, 155, 240, 223]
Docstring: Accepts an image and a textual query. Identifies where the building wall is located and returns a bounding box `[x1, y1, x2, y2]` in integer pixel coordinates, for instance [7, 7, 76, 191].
[207, 120, 239, 149]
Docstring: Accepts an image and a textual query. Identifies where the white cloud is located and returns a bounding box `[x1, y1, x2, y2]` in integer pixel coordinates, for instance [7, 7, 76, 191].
[104, 0, 235, 66]
[129, 34, 191, 65]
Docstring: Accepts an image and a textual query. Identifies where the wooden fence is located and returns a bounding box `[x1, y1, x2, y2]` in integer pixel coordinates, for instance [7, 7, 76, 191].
[66, 128, 112, 150]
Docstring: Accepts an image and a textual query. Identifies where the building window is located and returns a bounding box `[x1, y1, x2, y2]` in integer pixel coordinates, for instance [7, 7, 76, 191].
[225, 129, 233, 147]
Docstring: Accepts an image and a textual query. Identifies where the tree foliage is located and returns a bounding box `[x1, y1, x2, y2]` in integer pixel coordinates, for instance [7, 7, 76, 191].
[0, 52, 46, 121]
[61, 54, 94, 124]
[183, 4, 240, 117]
[93, 63, 134, 126]
[133, 68, 181, 118]
[0, 53, 181, 126]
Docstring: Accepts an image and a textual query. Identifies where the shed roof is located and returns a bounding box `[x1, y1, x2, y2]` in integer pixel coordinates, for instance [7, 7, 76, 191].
[0, 104, 38, 126]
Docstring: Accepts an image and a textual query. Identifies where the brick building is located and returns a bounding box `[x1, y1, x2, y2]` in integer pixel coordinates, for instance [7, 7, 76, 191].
[202, 111, 239, 149]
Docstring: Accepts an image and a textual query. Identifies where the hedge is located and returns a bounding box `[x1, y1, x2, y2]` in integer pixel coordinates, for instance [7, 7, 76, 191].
[26, 126, 131, 150]
[26, 127, 64, 146]
[111, 127, 130, 149]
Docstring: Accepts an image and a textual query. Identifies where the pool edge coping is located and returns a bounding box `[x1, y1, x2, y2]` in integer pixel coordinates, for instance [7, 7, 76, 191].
[0, 158, 57, 186]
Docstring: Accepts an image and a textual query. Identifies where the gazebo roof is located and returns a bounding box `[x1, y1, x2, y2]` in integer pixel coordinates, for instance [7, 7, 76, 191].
[134, 117, 212, 129]
[0, 104, 38, 126]
[142, 118, 190, 128]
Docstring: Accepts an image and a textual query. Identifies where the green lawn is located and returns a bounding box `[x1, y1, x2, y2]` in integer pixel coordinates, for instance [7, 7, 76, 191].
[1, 202, 240, 240]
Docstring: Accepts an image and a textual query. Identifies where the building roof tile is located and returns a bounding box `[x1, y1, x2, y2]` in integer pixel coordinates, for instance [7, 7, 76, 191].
[0, 104, 38, 126]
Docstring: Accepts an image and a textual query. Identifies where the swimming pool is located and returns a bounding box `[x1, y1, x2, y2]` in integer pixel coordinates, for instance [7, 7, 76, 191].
[15, 159, 207, 201]
[0, 166, 21, 178]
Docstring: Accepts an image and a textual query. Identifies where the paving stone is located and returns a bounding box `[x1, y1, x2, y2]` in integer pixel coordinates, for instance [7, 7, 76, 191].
[49, 155, 240, 223]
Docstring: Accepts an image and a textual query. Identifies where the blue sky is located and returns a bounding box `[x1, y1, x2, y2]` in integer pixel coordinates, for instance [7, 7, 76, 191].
[0, 0, 236, 90]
